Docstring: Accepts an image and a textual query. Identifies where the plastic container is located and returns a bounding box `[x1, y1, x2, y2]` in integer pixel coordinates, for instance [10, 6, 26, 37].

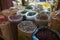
[8, 14, 23, 40]
[26, 11, 38, 20]
[32, 26, 60, 40]
[18, 21, 37, 40]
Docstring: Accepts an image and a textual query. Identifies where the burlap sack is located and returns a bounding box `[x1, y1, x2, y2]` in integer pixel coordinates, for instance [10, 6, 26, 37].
[18, 21, 37, 40]
[0, 21, 13, 40]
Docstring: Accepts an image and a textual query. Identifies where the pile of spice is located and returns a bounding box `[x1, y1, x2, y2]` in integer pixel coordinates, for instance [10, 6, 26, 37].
[25, 5, 33, 10]
[37, 12, 48, 20]
[8, 13, 23, 22]
[36, 28, 60, 40]
[34, 11, 49, 26]
[18, 21, 36, 33]
[1, 9, 15, 17]
[27, 12, 36, 16]
[28, 12, 36, 16]
[21, 10, 27, 14]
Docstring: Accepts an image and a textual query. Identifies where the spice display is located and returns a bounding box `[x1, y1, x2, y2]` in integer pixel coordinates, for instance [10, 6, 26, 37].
[8, 14, 23, 40]
[35, 28, 60, 40]
[0, 0, 59, 40]
[49, 10, 60, 32]
[18, 21, 36, 40]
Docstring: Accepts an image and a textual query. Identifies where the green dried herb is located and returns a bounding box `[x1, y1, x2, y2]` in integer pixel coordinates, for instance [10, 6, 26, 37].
[25, 5, 33, 9]
[21, 10, 27, 14]
[27, 12, 36, 16]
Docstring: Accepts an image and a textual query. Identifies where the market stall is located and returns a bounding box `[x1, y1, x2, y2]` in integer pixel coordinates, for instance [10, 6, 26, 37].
[0, 0, 60, 40]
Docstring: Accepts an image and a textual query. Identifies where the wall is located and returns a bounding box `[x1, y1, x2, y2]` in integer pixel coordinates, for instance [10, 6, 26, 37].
[0, 0, 15, 11]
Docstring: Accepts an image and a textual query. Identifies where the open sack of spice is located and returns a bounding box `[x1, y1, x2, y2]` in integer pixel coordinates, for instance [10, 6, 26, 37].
[49, 10, 60, 32]
[34, 11, 50, 27]
[18, 21, 37, 40]
[1, 7, 19, 17]
[0, 14, 14, 40]
[32, 26, 60, 40]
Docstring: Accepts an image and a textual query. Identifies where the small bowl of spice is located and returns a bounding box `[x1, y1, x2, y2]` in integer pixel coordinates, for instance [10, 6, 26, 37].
[26, 11, 38, 20]
[25, 5, 34, 11]
[32, 26, 60, 40]
[17, 10, 28, 16]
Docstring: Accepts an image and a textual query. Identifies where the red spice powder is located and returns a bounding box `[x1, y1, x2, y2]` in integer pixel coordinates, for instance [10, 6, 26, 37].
[36, 28, 60, 40]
